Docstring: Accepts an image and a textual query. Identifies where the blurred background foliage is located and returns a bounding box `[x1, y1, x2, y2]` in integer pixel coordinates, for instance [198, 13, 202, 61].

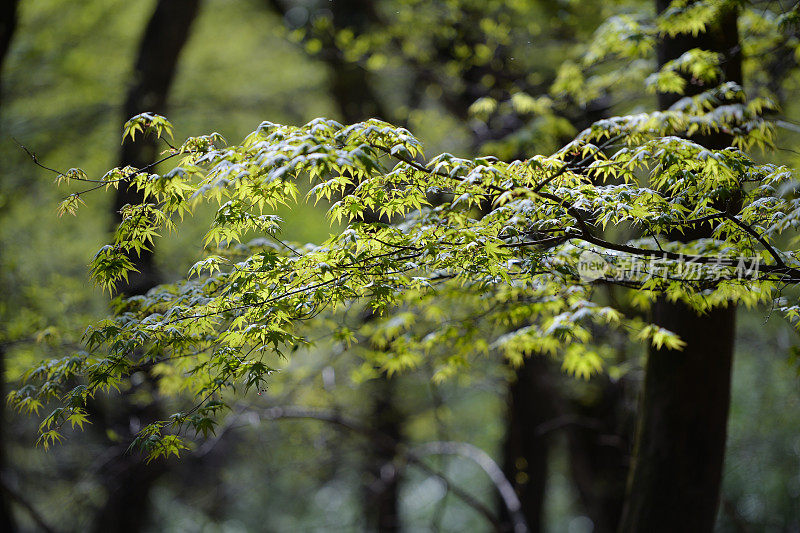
[0, 0, 799, 531]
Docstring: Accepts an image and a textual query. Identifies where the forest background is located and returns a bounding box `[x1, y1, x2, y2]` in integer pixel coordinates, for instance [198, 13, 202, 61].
[1, 0, 800, 532]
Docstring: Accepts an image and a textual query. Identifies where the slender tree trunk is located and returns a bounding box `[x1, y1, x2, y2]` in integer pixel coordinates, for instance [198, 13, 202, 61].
[0, 1, 20, 530]
[502, 98, 632, 533]
[502, 364, 632, 533]
[325, 0, 389, 124]
[560, 103, 632, 533]
[265, 3, 401, 529]
[0, 0, 18, 110]
[91, 2, 200, 532]
[620, 3, 742, 531]
[113, 0, 201, 295]
[500, 358, 557, 533]
[282, 2, 405, 528]
[364, 377, 402, 532]
[0, 344, 15, 532]
[565, 376, 631, 533]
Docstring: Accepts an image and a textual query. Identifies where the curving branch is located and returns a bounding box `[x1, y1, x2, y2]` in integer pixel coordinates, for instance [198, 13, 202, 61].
[409, 441, 528, 533]
[257, 405, 510, 530]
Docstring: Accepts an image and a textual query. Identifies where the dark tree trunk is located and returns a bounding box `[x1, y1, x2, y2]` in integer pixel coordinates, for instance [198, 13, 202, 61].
[113, 0, 201, 295]
[501, 98, 631, 533]
[265, 3, 401, 528]
[267, 0, 390, 124]
[621, 304, 736, 532]
[501, 364, 632, 533]
[91, 2, 200, 532]
[500, 358, 557, 533]
[565, 376, 631, 533]
[0, 1, 20, 530]
[0, 344, 15, 532]
[620, 3, 742, 531]
[325, 0, 389, 124]
[300, 2, 403, 528]
[0, 0, 18, 109]
[364, 378, 402, 532]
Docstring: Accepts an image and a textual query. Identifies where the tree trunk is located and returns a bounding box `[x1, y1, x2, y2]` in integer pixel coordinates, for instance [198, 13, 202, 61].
[266, 0, 390, 124]
[0, 0, 18, 110]
[0, 344, 15, 532]
[264, 3, 402, 528]
[565, 376, 631, 533]
[620, 3, 742, 531]
[112, 0, 201, 295]
[0, 1, 20, 530]
[501, 97, 631, 533]
[325, 0, 389, 124]
[500, 358, 557, 533]
[298, 2, 404, 527]
[365, 377, 402, 532]
[91, 2, 200, 532]
[621, 304, 736, 532]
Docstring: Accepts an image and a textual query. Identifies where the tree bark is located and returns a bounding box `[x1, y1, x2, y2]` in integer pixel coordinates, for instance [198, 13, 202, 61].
[500, 358, 557, 533]
[0, 344, 15, 532]
[0, 0, 18, 110]
[112, 0, 201, 295]
[265, 3, 402, 528]
[364, 377, 402, 532]
[500, 97, 631, 533]
[561, 104, 632, 533]
[91, 2, 200, 532]
[620, 3, 742, 531]
[565, 376, 631, 533]
[0, 1, 20, 529]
